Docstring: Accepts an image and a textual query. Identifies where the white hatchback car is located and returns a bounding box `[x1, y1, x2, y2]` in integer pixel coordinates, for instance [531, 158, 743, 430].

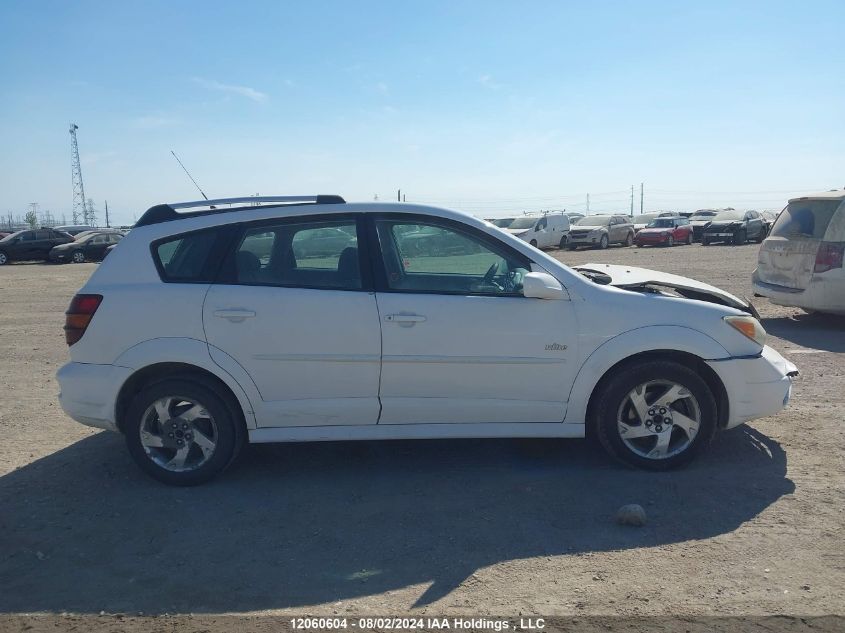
[58, 195, 797, 485]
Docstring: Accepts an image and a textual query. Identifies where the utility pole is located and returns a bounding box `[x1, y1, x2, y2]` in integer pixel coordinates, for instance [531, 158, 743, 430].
[69, 124, 87, 225]
[586, 193, 590, 214]
[104, 200, 110, 228]
[630, 185, 634, 216]
[640, 183, 644, 214]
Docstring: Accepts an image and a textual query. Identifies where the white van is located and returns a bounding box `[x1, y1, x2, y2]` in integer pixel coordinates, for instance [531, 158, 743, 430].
[752, 190, 845, 315]
[506, 213, 570, 249]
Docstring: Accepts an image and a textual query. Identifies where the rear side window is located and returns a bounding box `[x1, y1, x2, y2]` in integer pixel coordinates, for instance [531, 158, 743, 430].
[229, 219, 361, 290]
[154, 229, 221, 282]
[771, 200, 843, 239]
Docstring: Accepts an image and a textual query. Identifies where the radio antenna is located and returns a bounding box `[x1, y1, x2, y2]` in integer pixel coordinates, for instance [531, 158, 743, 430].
[170, 150, 209, 201]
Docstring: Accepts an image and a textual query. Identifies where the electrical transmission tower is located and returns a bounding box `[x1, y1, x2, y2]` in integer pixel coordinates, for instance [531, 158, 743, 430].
[69, 123, 87, 224]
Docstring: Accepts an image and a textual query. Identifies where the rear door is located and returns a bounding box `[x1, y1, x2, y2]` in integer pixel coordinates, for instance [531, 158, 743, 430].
[371, 214, 577, 424]
[757, 199, 844, 289]
[202, 214, 382, 427]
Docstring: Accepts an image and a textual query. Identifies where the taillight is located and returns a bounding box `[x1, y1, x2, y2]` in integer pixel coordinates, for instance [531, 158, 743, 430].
[64, 294, 102, 346]
[814, 242, 845, 273]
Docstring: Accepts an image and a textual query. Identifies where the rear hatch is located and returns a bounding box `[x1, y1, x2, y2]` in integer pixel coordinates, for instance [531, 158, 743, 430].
[756, 199, 842, 289]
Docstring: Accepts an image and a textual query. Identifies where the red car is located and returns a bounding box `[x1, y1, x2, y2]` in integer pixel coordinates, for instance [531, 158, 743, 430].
[634, 217, 693, 247]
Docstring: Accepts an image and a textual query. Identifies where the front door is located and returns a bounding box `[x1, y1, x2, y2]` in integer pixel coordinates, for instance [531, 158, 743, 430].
[202, 215, 382, 427]
[372, 215, 577, 425]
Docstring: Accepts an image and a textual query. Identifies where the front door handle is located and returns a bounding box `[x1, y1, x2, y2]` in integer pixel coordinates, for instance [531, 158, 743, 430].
[384, 314, 426, 324]
[214, 309, 256, 322]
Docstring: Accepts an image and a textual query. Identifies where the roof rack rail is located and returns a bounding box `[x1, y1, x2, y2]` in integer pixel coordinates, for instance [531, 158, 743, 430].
[135, 194, 346, 227]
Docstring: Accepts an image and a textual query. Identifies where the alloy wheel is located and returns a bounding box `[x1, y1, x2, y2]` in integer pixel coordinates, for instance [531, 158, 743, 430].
[616, 380, 701, 460]
[72, 251, 85, 263]
[139, 396, 219, 472]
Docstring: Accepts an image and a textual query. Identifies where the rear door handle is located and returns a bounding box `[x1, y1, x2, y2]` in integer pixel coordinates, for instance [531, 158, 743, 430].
[384, 314, 426, 324]
[214, 309, 256, 322]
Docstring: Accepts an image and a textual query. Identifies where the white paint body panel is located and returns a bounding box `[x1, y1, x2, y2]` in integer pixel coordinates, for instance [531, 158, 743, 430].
[55, 201, 797, 445]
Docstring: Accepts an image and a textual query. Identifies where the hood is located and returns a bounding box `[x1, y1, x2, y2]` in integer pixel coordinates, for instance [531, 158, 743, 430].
[706, 221, 741, 229]
[636, 227, 671, 234]
[51, 242, 74, 250]
[507, 228, 529, 236]
[570, 225, 604, 231]
[689, 219, 713, 226]
[572, 263, 759, 317]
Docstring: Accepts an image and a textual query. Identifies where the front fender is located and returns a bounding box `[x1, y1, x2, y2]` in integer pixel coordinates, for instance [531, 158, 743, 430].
[564, 325, 730, 424]
[113, 337, 258, 429]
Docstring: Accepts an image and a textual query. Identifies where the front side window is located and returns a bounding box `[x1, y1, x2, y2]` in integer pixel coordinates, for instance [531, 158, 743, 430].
[376, 219, 529, 296]
[231, 219, 360, 290]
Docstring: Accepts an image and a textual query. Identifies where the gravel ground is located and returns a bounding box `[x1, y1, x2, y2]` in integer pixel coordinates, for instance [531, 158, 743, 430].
[0, 242, 843, 628]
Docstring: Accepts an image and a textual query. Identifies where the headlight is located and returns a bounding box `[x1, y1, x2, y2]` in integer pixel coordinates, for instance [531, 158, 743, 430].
[724, 315, 767, 347]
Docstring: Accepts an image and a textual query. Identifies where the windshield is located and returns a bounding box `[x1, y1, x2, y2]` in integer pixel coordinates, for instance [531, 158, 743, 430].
[647, 219, 675, 228]
[689, 211, 717, 221]
[509, 217, 539, 229]
[490, 218, 515, 228]
[712, 210, 745, 222]
[0, 231, 24, 243]
[576, 215, 612, 226]
[770, 199, 842, 239]
[632, 213, 658, 224]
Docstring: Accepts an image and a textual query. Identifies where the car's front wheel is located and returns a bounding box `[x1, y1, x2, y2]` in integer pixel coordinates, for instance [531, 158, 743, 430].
[594, 360, 717, 470]
[0, 251, 8, 265]
[598, 234, 609, 249]
[124, 379, 242, 485]
[667, 235, 675, 247]
[625, 232, 634, 247]
[734, 229, 747, 245]
[71, 250, 85, 263]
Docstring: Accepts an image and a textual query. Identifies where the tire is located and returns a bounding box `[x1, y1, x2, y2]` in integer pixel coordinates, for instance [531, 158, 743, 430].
[124, 379, 242, 486]
[593, 360, 717, 470]
[755, 227, 766, 243]
[702, 237, 709, 246]
[598, 234, 609, 249]
[625, 232, 633, 247]
[529, 239, 538, 248]
[734, 229, 746, 245]
[667, 235, 675, 247]
[559, 235, 567, 249]
[686, 232, 693, 245]
[0, 251, 7, 266]
[71, 250, 85, 264]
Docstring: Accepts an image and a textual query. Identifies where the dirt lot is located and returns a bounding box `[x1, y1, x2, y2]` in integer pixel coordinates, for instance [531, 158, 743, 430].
[0, 242, 843, 627]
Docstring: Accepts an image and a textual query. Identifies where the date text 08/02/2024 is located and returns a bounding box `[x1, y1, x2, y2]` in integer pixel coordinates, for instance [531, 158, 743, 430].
[289, 617, 546, 631]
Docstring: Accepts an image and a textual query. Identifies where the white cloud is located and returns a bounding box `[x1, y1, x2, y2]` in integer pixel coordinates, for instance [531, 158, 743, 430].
[192, 77, 268, 102]
[477, 74, 503, 90]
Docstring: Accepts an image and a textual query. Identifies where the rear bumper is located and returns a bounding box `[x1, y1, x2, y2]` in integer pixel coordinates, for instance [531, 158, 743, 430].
[706, 346, 797, 429]
[56, 362, 133, 432]
[752, 270, 845, 315]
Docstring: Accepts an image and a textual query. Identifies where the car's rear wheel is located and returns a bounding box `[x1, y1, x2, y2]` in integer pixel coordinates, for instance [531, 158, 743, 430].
[529, 239, 538, 248]
[594, 360, 717, 470]
[124, 379, 241, 485]
[71, 250, 85, 263]
[0, 251, 7, 265]
[598, 234, 609, 249]
[559, 235, 567, 249]
[734, 229, 746, 245]
[625, 232, 633, 247]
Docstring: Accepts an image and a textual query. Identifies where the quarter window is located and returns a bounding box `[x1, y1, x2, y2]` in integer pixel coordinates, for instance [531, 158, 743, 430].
[154, 229, 221, 282]
[231, 220, 361, 290]
[376, 219, 529, 295]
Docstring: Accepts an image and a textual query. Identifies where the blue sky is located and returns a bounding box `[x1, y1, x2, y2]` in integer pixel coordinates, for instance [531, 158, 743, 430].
[2, 0, 844, 224]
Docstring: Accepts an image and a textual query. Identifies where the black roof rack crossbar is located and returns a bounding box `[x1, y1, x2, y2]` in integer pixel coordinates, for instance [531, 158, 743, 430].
[135, 195, 346, 227]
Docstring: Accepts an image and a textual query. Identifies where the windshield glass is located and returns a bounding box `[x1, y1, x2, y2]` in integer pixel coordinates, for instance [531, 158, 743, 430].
[647, 219, 675, 228]
[712, 210, 745, 221]
[0, 231, 24, 243]
[690, 211, 717, 221]
[509, 217, 539, 229]
[632, 213, 658, 224]
[490, 218, 515, 228]
[576, 215, 612, 226]
[770, 199, 842, 239]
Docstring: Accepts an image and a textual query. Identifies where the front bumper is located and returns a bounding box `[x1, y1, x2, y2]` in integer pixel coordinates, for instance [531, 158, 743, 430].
[635, 234, 670, 245]
[49, 251, 71, 262]
[568, 234, 602, 246]
[706, 345, 797, 429]
[57, 362, 133, 432]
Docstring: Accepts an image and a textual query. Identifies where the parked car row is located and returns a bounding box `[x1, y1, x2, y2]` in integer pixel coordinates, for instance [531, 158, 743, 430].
[0, 227, 124, 265]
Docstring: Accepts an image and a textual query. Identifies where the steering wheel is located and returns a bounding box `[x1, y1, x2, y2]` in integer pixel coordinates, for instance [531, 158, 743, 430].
[482, 262, 504, 291]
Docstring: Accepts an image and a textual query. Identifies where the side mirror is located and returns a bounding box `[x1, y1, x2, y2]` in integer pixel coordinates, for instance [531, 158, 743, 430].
[522, 272, 565, 300]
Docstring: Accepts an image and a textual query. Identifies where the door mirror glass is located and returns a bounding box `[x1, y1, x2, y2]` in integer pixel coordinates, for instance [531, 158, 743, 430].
[522, 272, 565, 300]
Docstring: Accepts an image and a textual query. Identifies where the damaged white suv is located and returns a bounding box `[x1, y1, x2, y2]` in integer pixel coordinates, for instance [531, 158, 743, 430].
[57, 195, 797, 485]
